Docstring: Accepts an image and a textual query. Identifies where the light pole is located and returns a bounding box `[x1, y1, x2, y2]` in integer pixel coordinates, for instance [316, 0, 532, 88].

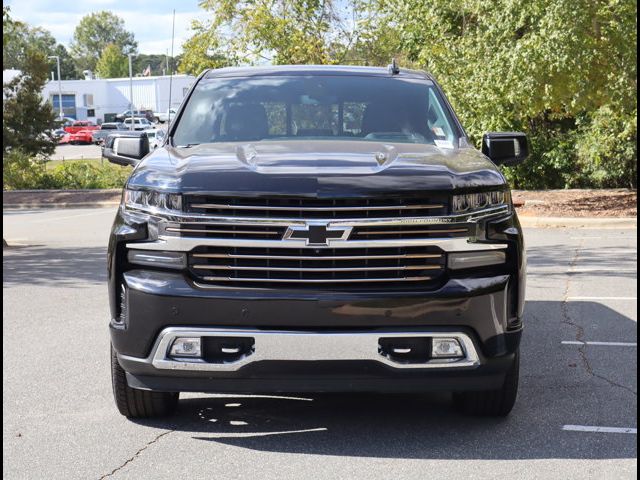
[48, 55, 63, 120]
[128, 54, 135, 130]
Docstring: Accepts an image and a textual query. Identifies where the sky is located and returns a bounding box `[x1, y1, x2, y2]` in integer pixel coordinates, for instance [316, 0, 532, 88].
[5, 0, 202, 55]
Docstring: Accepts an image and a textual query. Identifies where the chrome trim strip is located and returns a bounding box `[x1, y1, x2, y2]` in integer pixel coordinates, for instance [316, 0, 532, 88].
[130, 204, 510, 226]
[190, 203, 444, 212]
[127, 235, 509, 252]
[166, 227, 281, 236]
[197, 276, 432, 284]
[192, 264, 442, 272]
[354, 228, 468, 235]
[137, 327, 480, 371]
[192, 252, 443, 261]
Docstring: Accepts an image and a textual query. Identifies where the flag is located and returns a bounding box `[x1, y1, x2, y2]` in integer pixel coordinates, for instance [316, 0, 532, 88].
[142, 65, 151, 77]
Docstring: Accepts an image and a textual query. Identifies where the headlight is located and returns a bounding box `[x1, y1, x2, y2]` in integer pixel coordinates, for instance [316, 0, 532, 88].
[124, 188, 182, 213]
[452, 190, 510, 213]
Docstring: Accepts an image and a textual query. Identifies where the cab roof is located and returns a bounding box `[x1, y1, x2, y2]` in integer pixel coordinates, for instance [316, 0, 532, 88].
[203, 64, 434, 81]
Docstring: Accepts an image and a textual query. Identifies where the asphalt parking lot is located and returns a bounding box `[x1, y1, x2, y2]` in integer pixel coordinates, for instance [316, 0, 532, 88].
[3, 208, 637, 479]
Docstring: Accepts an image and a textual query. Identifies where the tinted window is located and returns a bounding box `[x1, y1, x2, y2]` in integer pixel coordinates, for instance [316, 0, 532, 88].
[173, 76, 459, 146]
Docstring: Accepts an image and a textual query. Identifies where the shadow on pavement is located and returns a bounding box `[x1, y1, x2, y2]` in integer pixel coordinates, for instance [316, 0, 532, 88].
[131, 300, 637, 461]
[527, 244, 637, 279]
[2, 245, 107, 286]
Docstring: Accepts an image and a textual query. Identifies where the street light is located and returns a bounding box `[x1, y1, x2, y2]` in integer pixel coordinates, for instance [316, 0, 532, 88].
[48, 55, 63, 120]
[128, 53, 135, 130]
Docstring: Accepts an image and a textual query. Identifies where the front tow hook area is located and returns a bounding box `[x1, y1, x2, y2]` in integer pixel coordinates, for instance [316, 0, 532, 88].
[202, 336, 256, 363]
[378, 337, 432, 364]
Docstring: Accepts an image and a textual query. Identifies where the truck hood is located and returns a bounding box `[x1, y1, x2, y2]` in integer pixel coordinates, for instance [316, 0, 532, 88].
[127, 140, 506, 196]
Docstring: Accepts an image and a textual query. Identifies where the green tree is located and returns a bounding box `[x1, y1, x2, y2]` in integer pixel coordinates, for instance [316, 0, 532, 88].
[132, 53, 181, 76]
[179, 0, 391, 74]
[70, 11, 137, 74]
[51, 44, 79, 80]
[381, 0, 637, 188]
[3, 50, 57, 158]
[96, 44, 129, 78]
[3, 8, 77, 79]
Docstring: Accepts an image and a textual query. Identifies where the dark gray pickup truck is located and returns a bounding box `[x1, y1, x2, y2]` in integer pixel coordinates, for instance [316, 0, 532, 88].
[103, 64, 528, 419]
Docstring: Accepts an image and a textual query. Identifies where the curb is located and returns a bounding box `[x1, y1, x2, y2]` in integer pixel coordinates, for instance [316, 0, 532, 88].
[518, 216, 637, 229]
[3, 201, 120, 210]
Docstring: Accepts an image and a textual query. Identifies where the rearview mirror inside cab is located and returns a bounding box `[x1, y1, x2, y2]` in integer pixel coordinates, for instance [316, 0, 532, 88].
[102, 133, 150, 167]
[482, 132, 529, 166]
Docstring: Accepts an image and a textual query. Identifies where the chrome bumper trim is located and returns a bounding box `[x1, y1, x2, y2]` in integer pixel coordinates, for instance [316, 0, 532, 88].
[126, 235, 508, 252]
[122, 327, 481, 372]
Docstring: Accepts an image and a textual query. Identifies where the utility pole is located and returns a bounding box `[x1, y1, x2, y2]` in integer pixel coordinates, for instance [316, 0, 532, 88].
[48, 55, 63, 120]
[168, 9, 175, 114]
[128, 53, 134, 130]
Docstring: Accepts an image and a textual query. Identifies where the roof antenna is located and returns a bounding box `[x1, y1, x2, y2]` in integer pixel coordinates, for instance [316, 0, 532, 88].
[388, 58, 400, 75]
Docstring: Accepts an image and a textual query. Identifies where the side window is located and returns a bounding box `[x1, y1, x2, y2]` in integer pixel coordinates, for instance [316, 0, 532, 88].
[427, 89, 454, 144]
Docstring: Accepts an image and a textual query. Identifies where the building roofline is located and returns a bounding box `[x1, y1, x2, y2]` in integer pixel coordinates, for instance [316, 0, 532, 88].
[43, 74, 195, 85]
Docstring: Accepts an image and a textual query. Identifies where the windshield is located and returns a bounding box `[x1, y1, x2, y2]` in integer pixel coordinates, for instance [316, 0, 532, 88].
[172, 75, 460, 147]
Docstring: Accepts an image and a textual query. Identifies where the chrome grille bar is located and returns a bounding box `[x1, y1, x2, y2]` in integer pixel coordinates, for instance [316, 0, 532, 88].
[355, 228, 468, 235]
[128, 236, 508, 252]
[192, 264, 443, 272]
[166, 227, 281, 236]
[199, 276, 433, 284]
[190, 203, 444, 211]
[192, 252, 443, 260]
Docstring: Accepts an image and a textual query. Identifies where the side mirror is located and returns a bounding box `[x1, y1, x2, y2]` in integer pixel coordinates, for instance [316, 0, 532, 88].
[481, 132, 529, 166]
[102, 133, 149, 166]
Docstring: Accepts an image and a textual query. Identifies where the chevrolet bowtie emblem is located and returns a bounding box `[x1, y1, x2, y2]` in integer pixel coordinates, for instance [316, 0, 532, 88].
[284, 223, 352, 246]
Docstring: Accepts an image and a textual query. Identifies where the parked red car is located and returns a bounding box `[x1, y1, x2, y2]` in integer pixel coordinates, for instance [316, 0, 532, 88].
[63, 120, 100, 134]
[58, 129, 96, 145]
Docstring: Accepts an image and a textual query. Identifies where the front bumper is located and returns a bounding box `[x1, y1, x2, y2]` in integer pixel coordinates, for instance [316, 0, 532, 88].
[111, 268, 522, 393]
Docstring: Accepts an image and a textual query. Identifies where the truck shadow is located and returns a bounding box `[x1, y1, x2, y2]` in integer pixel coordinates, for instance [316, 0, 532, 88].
[2, 245, 107, 287]
[133, 300, 637, 460]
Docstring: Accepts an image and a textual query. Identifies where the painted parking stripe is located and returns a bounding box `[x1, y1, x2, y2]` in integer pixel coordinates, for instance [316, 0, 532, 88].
[562, 341, 637, 347]
[567, 268, 637, 273]
[567, 296, 637, 301]
[563, 425, 637, 434]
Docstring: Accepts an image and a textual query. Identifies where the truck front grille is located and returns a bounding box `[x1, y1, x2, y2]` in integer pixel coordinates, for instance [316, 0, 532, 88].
[188, 246, 446, 289]
[184, 195, 448, 219]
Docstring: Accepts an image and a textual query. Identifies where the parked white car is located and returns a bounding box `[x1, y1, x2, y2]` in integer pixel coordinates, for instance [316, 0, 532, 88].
[153, 108, 177, 124]
[123, 118, 153, 131]
[144, 128, 166, 149]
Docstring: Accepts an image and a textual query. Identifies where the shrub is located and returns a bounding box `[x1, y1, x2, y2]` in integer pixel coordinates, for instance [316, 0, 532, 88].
[2, 150, 52, 190]
[3, 157, 131, 190]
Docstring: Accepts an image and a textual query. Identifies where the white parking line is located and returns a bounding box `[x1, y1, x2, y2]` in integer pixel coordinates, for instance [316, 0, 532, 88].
[567, 268, 637, 273]
[562, 341, 637, 347]
[26, 210, 116, 223]
[563, 425, 637, 434]
[567, 296, 637, 301]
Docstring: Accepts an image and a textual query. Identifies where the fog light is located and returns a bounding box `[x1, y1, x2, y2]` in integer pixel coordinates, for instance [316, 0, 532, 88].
[432, 338, 464, 358]
[128, 250, 186, 269]
[169, 337, 202, 357]
[448, 250, 506, 270]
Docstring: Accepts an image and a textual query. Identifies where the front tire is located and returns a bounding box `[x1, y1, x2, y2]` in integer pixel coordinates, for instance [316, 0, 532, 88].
[111, 345, 179, 418]
[453, 349, 520, 417]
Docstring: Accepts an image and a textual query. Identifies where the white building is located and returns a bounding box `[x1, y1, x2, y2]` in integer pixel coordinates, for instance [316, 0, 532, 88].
[41, 74, 195, 123]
